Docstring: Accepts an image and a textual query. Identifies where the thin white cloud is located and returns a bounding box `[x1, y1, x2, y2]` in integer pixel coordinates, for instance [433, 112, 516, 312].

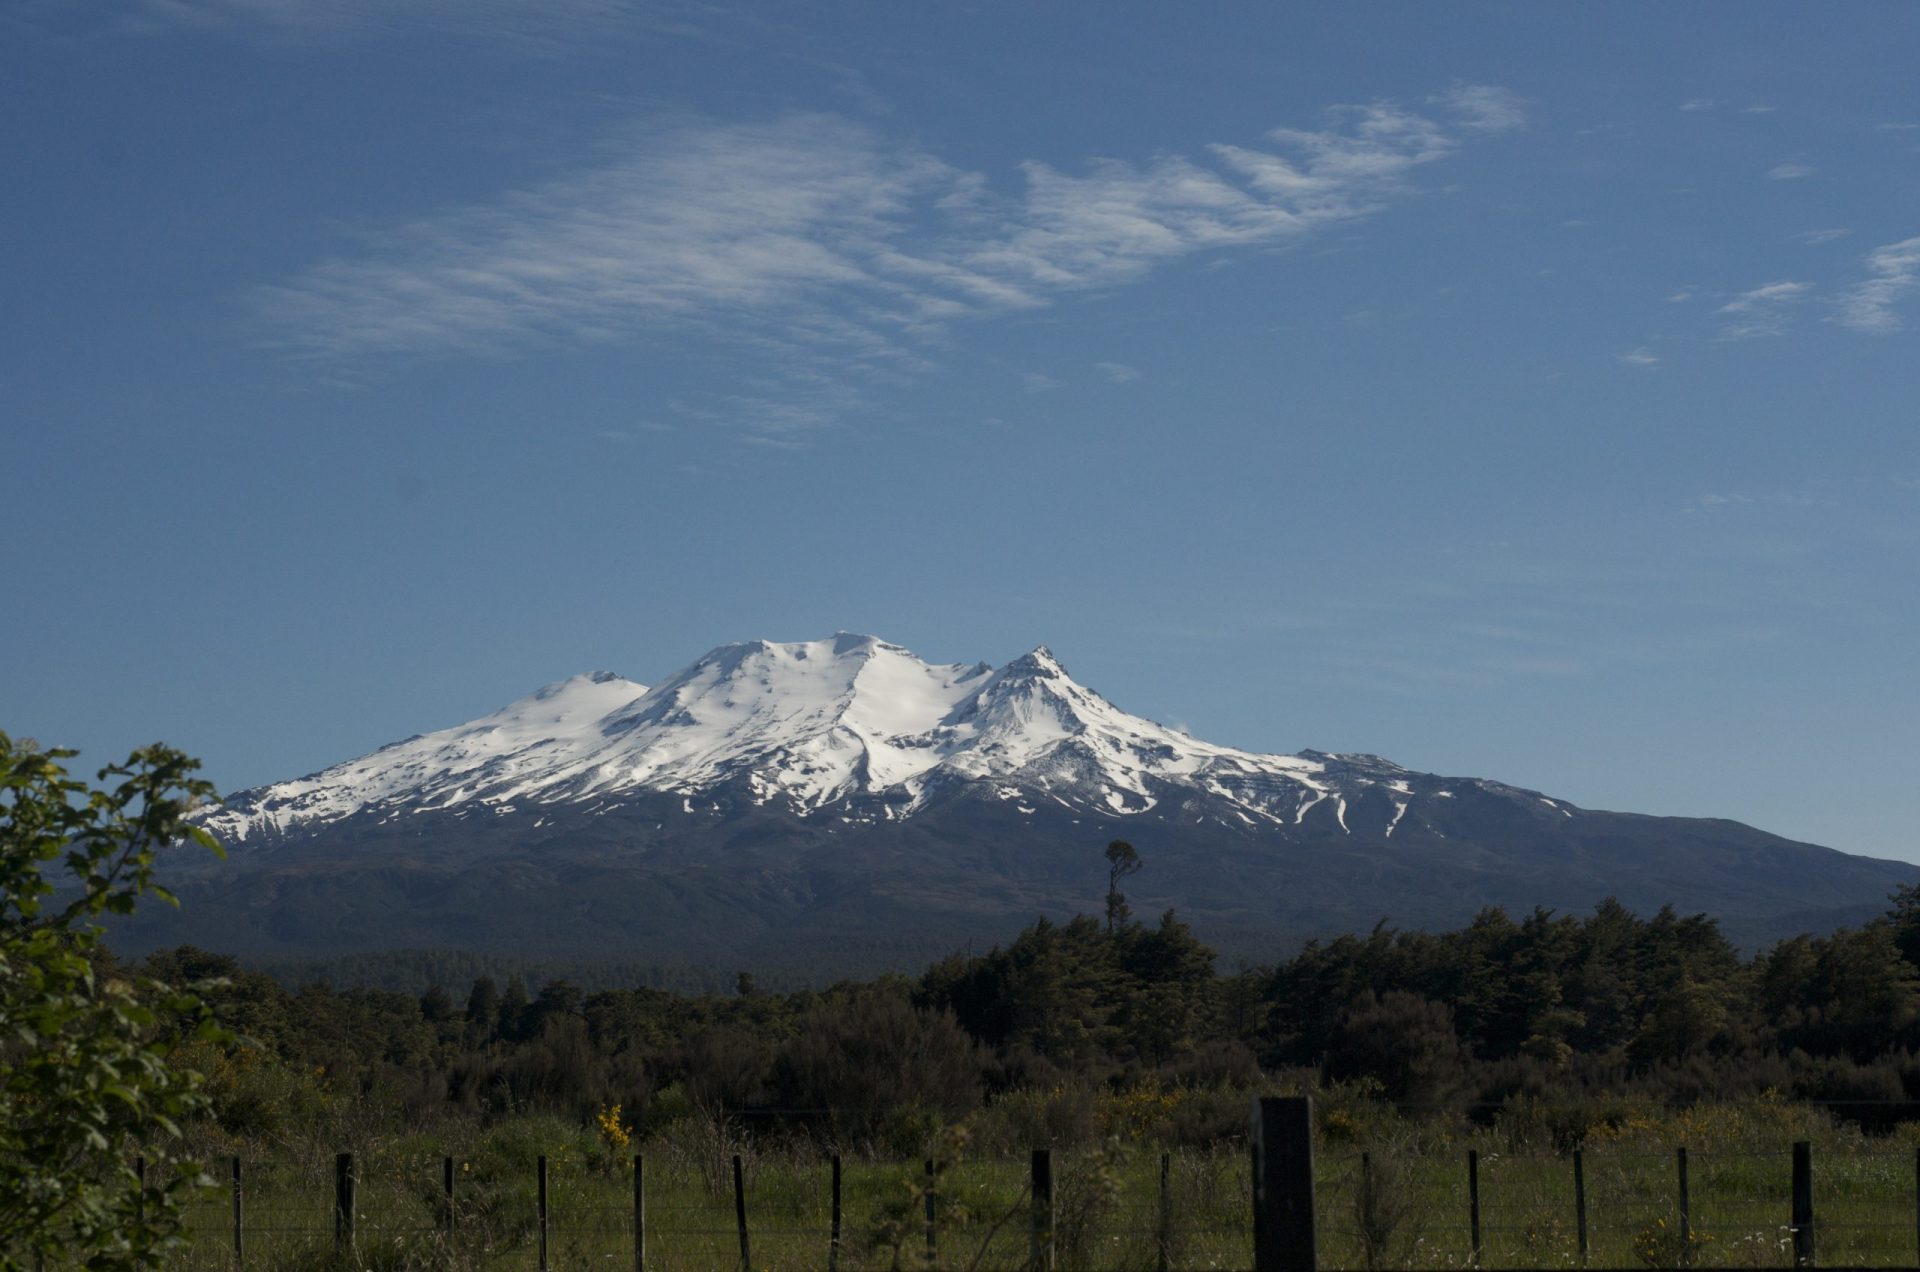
[1682, 489, 1819, 516]
[1683, 493, 1751, 515]
[1665, 288, 1696, 304]
[1741, 104, 1777, 115]
[1679, 99, 1715, 112]
[257, 91, 1524, 432]
[1836, 235, 1920, 333]
[1768, 162, 1815, 180]
[1094, 361, 1142, 383]
[1433, 83, 1528, 133]
[123, 0, 669, 43]
[1616, 347, 1660, 367]
[1020, 371, 1064, 394]
[1795, 228, 1851, 245]
[1716, 280, 1812, 340]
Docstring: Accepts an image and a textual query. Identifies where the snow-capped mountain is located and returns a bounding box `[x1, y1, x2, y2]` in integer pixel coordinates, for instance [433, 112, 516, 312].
[200, 633, 1553, 846]
[143, 633, 1917, 976]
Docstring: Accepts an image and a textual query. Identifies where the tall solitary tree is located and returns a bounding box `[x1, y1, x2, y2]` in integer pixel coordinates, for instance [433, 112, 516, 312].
[1104, 839, 1142, 934]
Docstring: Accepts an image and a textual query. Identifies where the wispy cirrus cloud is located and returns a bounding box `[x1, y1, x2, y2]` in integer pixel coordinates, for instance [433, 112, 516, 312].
[1432, 83, 1528, 133]
[120, 0, 677, 43]
[1615, 347, 1660, 367]
[1716, 280, 1812, 339]
[1768, 162, 1816, 180]
[1836, 235, 1920, 333]
[256, 90, 1524, 431]
[1795, 228, 1851, 245]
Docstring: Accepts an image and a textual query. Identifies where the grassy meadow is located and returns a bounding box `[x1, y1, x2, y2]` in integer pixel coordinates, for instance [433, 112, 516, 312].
[147, 1097, 1920, 1270]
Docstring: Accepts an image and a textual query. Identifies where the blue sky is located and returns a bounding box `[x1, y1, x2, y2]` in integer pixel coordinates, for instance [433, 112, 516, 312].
[6, 2, 1919, 861]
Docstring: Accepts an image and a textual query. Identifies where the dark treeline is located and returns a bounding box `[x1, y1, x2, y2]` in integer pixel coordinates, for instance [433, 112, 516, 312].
[133, 882, 1920, 1147]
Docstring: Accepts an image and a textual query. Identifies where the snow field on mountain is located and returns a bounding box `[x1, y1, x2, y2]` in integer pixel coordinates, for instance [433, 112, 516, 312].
[200, 633, 1474, 843]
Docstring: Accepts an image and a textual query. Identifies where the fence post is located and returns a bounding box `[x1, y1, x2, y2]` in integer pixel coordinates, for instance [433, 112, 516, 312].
[334, 1152, 355, 1254]
[1030, 1148, 1055, 1271]
[925, 1158, 937, 1263]
[733, 1152, 752, 1272]
[1251, 1096, 1316, 1272]
[537, 1154, 550, 1272]
[231, 1156, 244, 1268]
[1157, 1151, 1173, 1272]
[442, 1156, 455, 1234]
[828, 1155, 842, 1272]
[634, 1154, 646, 1272]
[1359, 1152, 1376, 1266]
[1467, 1148, 1482, 1267]
[1676, 1146, 1691, 1265]
[1792, 1140, 1815, 1268]
[1573, 1149, 1588, 1265]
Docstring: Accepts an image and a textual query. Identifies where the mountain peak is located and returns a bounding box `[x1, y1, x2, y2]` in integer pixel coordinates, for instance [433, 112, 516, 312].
[204, 634, 1434, 840]
[1003, 644, 1064, 675]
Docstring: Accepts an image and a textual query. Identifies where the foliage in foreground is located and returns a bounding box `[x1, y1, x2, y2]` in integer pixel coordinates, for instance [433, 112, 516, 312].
[0, 734, 226, 1270]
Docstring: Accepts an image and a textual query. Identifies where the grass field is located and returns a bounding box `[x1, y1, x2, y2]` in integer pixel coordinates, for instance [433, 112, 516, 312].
[156, 1107, 1920, 1270]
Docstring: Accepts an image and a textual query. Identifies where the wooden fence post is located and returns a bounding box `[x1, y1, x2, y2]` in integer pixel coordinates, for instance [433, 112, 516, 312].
[334, 1152, 355, 1253]
[1251, 1096, 1316, 1272]
[1573, 1149, 1588, 1265]
[230, 1156, 243, 1268]
[733, 1153, 752, 1272]
[134, 1156, 146, 1225]
[1467, 1148, 1482, 1267]
[1792, 1140, 1815, 1268]
[1030, 1149, 1055, 1272]
[634, 1154, 646, 1272]
[829, 1154, 843, 1272]
[442, 1156, 455, 1234]
[1157, 1151, 1173, 1272]
[537, 1154, 550, 1272]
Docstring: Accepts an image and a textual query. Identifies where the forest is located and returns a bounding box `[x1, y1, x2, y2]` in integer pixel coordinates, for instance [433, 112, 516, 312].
[133, 877, 1920, 1148]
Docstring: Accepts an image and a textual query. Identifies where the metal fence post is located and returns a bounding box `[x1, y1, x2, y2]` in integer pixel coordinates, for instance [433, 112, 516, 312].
[1677, 1146, 1691, 1265]
[733, 1152, 752, 1272]
[1573, 1148, 1588, 1264]
[829, 1154, 843, 1272]
[442, 1156, 455, 1234]
[1251, 1096, 1316, 1272]
[1467, 1148, 1482, 1266]
[1157, 1150, 1173, 1272]
[231, 1156, 243, 1268]
[634, 1154, 646, 1272]
[537, 1154, 550, 1272]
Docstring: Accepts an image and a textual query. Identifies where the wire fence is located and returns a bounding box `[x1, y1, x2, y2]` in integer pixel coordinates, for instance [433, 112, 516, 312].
[145, 1139, 1920, 1270]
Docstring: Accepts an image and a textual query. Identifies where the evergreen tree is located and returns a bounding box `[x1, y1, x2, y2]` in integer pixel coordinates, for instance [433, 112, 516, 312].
[497, 975, 531, 1043]
[1104, 840, 1142, 934]
[465, 976, 500, 1043]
